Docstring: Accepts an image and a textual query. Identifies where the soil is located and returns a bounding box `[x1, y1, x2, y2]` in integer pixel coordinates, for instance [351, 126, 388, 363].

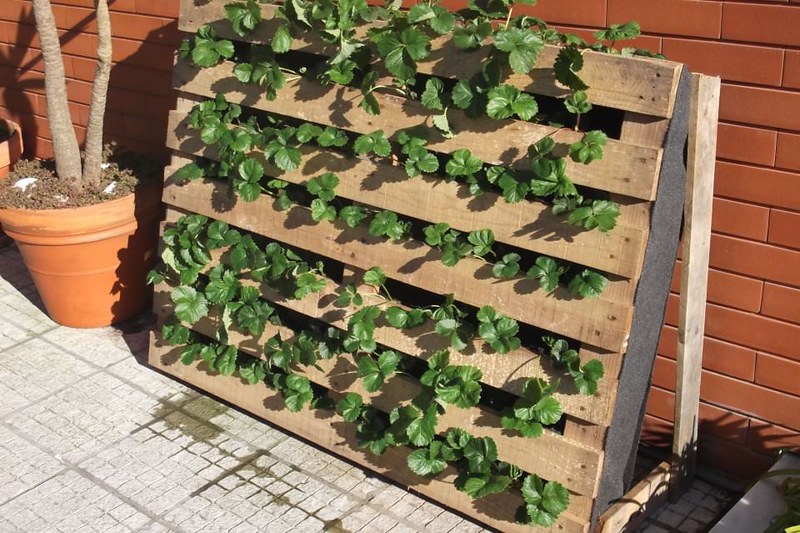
[0, 144, 161, 210]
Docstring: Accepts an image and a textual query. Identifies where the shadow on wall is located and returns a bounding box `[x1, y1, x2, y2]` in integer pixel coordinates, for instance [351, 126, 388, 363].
[641, 411, 800, 480]
[0, 0, 180, 163]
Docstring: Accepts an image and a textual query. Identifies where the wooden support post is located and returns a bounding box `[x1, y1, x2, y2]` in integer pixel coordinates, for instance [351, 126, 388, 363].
[670, 74, 720, 499]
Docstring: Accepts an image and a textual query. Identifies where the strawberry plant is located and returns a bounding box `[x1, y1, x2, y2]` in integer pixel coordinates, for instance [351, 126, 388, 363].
[159, 2, 666, 526]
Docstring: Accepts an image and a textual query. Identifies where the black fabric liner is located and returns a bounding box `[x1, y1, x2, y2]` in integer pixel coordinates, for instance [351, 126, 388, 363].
[592, 68, 693, 525]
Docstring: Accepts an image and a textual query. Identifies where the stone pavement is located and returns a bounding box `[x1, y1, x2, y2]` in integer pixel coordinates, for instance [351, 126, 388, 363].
[0, 244, 734, 532]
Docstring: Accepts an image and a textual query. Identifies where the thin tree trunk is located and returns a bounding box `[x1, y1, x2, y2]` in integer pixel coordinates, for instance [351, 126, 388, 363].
[31, 0, 83, 184]
[82, 0, 112, 188]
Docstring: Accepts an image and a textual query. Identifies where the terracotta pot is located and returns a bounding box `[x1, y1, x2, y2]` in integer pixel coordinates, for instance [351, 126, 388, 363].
[0, 118, 23, 179]
[0, 119, 23, 246]
[0, 185, 162, 327]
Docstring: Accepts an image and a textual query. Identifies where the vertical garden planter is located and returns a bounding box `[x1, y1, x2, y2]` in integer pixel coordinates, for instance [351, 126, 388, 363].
[149, 1, 696, 530]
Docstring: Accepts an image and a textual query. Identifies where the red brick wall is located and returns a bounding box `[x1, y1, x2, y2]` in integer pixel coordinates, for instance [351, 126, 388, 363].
[2, 0, 797, 480]
[0, 0, 180, 162]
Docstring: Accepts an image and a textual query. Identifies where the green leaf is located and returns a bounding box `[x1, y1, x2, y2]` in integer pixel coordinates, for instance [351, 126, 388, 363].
[498, 172, 529, 204]
[407, 403, 438, 447]
[310, 199, 337, 222]
[453, 20, 492, 50]
[238, 158, 264, 182]
[357, 351, 399, 392]
[568, 200, 620, 232]
[296, 122, 323, 143]
[172, 286, 209, 324]
[272, 145, 303, 171]
[486, 85, 538, 121]
[407, 443, 448, 477]
[452, 80, 476, 110]
[339, 205, 368, 228]
[526, 256, 564, 292]
[463, 437, 497, 474]
[521, 475, 570, 527]
[354, 130, 392, 157]
[175, 161, 205, 182]
[225, 1, 262, 37]
[467, 229, 494, 258]
[421, 78, 446, 111]
[336, 392, 364, 422]
[595, 21, 641, 43]
[570, 359, 605, 395]
[554, 45, 588, 91]
[492, 253, 521, 279]
[317, 126, 348, 147]
[568, 269, 608, 299]
[272, 23, 292, 53]
[564, 90, 592, 115]
[363, 267, 387, 288]
[493, 28, 543, 75]
[569, 130, 607, 164]
[431, 112, 454, 139]
[307, 172, 339, 202]
[238, 360, 267, 385]
[446, 149, 483, 178]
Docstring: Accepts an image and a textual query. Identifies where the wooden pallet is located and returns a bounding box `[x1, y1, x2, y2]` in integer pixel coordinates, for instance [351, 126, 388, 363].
[149, 1, 703, 531]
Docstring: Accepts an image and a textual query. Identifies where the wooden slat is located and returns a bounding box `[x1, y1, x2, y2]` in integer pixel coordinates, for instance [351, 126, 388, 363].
[178, 0, 683, 119]
[149, 335, 590, 533]
[167, 110, 648, 279]
[153, 253, 616, 426]
[152, 287, 602, 495]
[671, 74, 719, 496]
[161, 174, 633, 352]
[173, 60, 664, 201]
[596, 461, 672, 533]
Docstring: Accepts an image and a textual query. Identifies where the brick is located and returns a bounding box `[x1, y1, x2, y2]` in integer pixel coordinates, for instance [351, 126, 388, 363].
[715, 161, 800, 211]
[701, 370, 800, 430]
[671, 260, 764, 312]
[722, 3, 800, 48]
[786, 51, 800, 90]
[712, 197, 770, 241]
[644, 382, 749, 443]
[756, 352, 800, 396]
[761, 282, 800, 323]
[698, 434, 772, 480]
[641, 414, 673, 447]
[747, 418, 800, 453]
[608, 0, 721, 38]
[768, 209, 800, 250]
[710, 233, 800, 287]
[719, 84, 800, 132]
[665, 295, 800, 360]
[776, 132, 800, 172]
[717, 123, 777, 167]
[658, 324, 757, 381]
[135, 0, 180, 18]
[446, 0, 608, 28]
[661, 38, 784, 86]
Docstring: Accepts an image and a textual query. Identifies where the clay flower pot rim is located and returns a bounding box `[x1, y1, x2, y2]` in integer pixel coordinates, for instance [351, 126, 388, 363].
[0, 184, 162, 244]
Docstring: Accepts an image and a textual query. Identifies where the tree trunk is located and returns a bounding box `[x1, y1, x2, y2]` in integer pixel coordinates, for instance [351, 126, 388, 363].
[31, 0, 82, 184]
[82, 0, 112, 188]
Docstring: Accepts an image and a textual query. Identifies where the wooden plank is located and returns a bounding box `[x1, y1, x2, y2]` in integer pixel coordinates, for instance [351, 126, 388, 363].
[149, 335, 590, 533]
[152, 290, 603, 495]
[153, 260, 617, 426]
[596, 461, 672, 533]
[178, 0, 683, 119]
[167, 110, 648, 279]
[173, 60, 664, 201]
[161, 174, 633, 352]
[671, 74, 719, 496]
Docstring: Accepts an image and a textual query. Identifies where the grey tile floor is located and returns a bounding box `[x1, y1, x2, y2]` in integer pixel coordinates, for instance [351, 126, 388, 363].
[0, 244, 733, 532]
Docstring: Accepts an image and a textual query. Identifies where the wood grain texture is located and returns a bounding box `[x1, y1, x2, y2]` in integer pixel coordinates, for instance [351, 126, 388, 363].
[671, 74, 719, 494]
[153, 241, 618, 427]
[178, 0, 682, 118]
[161, 173, 634, 352]
[149, 334, 590, 533]
[172, 60, 664, 201]
[167, 110, 648, 279]
[152, 286, 602, 495]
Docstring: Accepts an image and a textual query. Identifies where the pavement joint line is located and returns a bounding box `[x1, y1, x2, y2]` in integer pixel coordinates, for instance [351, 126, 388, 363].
[0, 324, 60, 353]
[0, 419, 189, 533]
